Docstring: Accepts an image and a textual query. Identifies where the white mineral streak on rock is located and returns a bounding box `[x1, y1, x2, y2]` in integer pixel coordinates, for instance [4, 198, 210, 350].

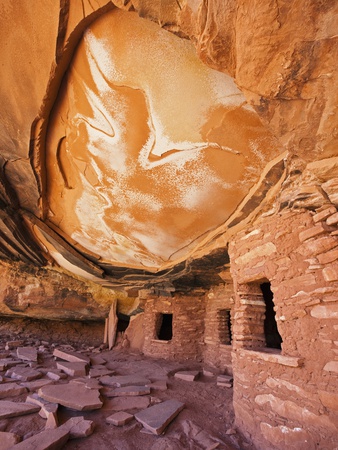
[46, 9, 281, 270]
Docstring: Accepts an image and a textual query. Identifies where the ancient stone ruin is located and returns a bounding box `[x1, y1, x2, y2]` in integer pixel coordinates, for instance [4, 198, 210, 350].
[0, 0, 337, 448]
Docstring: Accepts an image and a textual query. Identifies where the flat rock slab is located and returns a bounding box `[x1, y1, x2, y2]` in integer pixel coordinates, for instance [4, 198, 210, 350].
[56, 361, 87, 377]
[106, 411, 134, 426]
[99, 375, 151, 387]
[0, 359, 21, 371]
[60, 416, 95, 439]
[0, 431, 20, 449]
[38, 383, 103, 411]
[0, 401, 40, 419]
[17, 347, 38, 362]
[6, 367, 42, 382]
[53, 348, 90, 364]
[135, 399, 185, 435]
[20, 379, 54, 392]
[0, 383, 27, 399]
[101, 386, 151, 397]
[217, 374, 233, 388]
[9, 426, 69, 449]
[104, 396, 150, 412]
[146, 380, 168, 391]
[46, 370, 67, 381]
[26, 393, 58, 413]
[70, 378, 102, 390]
[89, 367, 115, 378]
[174, 371, 200, 382]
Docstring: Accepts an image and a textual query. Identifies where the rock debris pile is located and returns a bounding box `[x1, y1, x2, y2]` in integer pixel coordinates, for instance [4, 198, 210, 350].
[0, 339, 244, 450]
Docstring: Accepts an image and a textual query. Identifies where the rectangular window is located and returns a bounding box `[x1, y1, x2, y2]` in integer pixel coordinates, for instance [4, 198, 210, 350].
[234, 281, 282, 350]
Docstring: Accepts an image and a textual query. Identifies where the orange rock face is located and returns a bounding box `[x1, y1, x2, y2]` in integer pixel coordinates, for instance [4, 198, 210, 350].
[0, 0, 336, 286]
[44, 9, 282, 270]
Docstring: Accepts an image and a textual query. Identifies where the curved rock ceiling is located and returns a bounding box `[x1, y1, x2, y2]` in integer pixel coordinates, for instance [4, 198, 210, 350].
[2, 0, 335, 289]
[42, 9, 282, 273]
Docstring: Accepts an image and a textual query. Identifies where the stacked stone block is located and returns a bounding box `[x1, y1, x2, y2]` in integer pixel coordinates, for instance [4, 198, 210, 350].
[142, 292, 206, 361]
[203, 285, 234, 372]
[229, 207, 338, 450]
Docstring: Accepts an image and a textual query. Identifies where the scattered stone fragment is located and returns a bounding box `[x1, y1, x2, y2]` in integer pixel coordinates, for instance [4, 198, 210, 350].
[56, 361, 87, 377]
[174, 371, 200, 381]
[146, 380, 168, 391]
[5, 340, 24, 350]
[0, 359, 21, 371]
[181, 419, 221, 449]
[20, 379, 54, 392]
[203, 368, 217, 377]
[135, 399, 185, 435]
[89, 366, 115, 378]
[46, 370, 67, 381]
[59, 416, 95, 439]
[6, 367, 42, 382]
[0, 383, 27, 399]
[99, 375, 151, 387]
[45, 412, 58, 430]
[106, 411, 134, 426]
[38, 383, 103, 411]
[26, 393, 59, 423]
[17, 347, 38, 362]
[53, 348, 90, 364]
[8, 426, 69, 449]
[150, 397, 162, 405]
[104, 396, 150, 411]
[0, 401, 39, 419]
[101, 385, 150, 397]
[217, 375, 233, 388]
[0, 431, 20, 448]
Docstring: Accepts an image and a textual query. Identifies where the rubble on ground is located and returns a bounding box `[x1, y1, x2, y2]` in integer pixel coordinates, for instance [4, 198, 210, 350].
[0, 337, 241, 449]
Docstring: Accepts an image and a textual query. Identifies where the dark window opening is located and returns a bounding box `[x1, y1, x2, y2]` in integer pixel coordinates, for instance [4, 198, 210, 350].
[117, 313, 130, 332]
[218, 309, 232, 344]
[157, 313, 173, 341]
[260, 282, 282, 350]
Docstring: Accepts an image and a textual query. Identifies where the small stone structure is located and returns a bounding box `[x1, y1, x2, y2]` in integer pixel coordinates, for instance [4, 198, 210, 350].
[203, 284, 234, 374]
[142, 291, 206, 361]
[228, 207, 338, 450]
[140, 207, 338, 449]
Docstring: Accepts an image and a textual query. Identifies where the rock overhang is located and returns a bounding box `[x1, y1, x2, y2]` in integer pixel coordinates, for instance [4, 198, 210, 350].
[28, 7, 285, 287]
[3, 0, 335, 290]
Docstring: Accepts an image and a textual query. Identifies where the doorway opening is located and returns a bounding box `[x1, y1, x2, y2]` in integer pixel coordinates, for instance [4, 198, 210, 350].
[117, 313, 130, 332]
[156, 313, 173, 341]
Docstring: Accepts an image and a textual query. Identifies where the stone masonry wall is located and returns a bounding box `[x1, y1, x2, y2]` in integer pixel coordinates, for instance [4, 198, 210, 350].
[142, 291, 206, 361]
[228, 207, 338, 450]
[203, 284, 234, 374]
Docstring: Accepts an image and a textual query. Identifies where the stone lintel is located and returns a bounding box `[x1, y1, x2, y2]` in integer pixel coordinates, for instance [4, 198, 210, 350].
[237, 349, 303, 367]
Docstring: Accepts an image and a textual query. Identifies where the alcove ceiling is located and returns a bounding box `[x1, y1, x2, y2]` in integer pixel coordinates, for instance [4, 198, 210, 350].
[0, 0, 336, 290]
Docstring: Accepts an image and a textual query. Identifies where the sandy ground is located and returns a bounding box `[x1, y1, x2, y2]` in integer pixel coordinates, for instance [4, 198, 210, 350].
[0, 317, 253, 449]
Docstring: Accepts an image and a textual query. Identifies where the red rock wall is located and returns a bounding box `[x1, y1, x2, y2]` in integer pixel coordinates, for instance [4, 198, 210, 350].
[228, 208, 338, 449]
[0, 261, 118, 321]
[142, 292, 205, 361]
[203, 284, 234, 374]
